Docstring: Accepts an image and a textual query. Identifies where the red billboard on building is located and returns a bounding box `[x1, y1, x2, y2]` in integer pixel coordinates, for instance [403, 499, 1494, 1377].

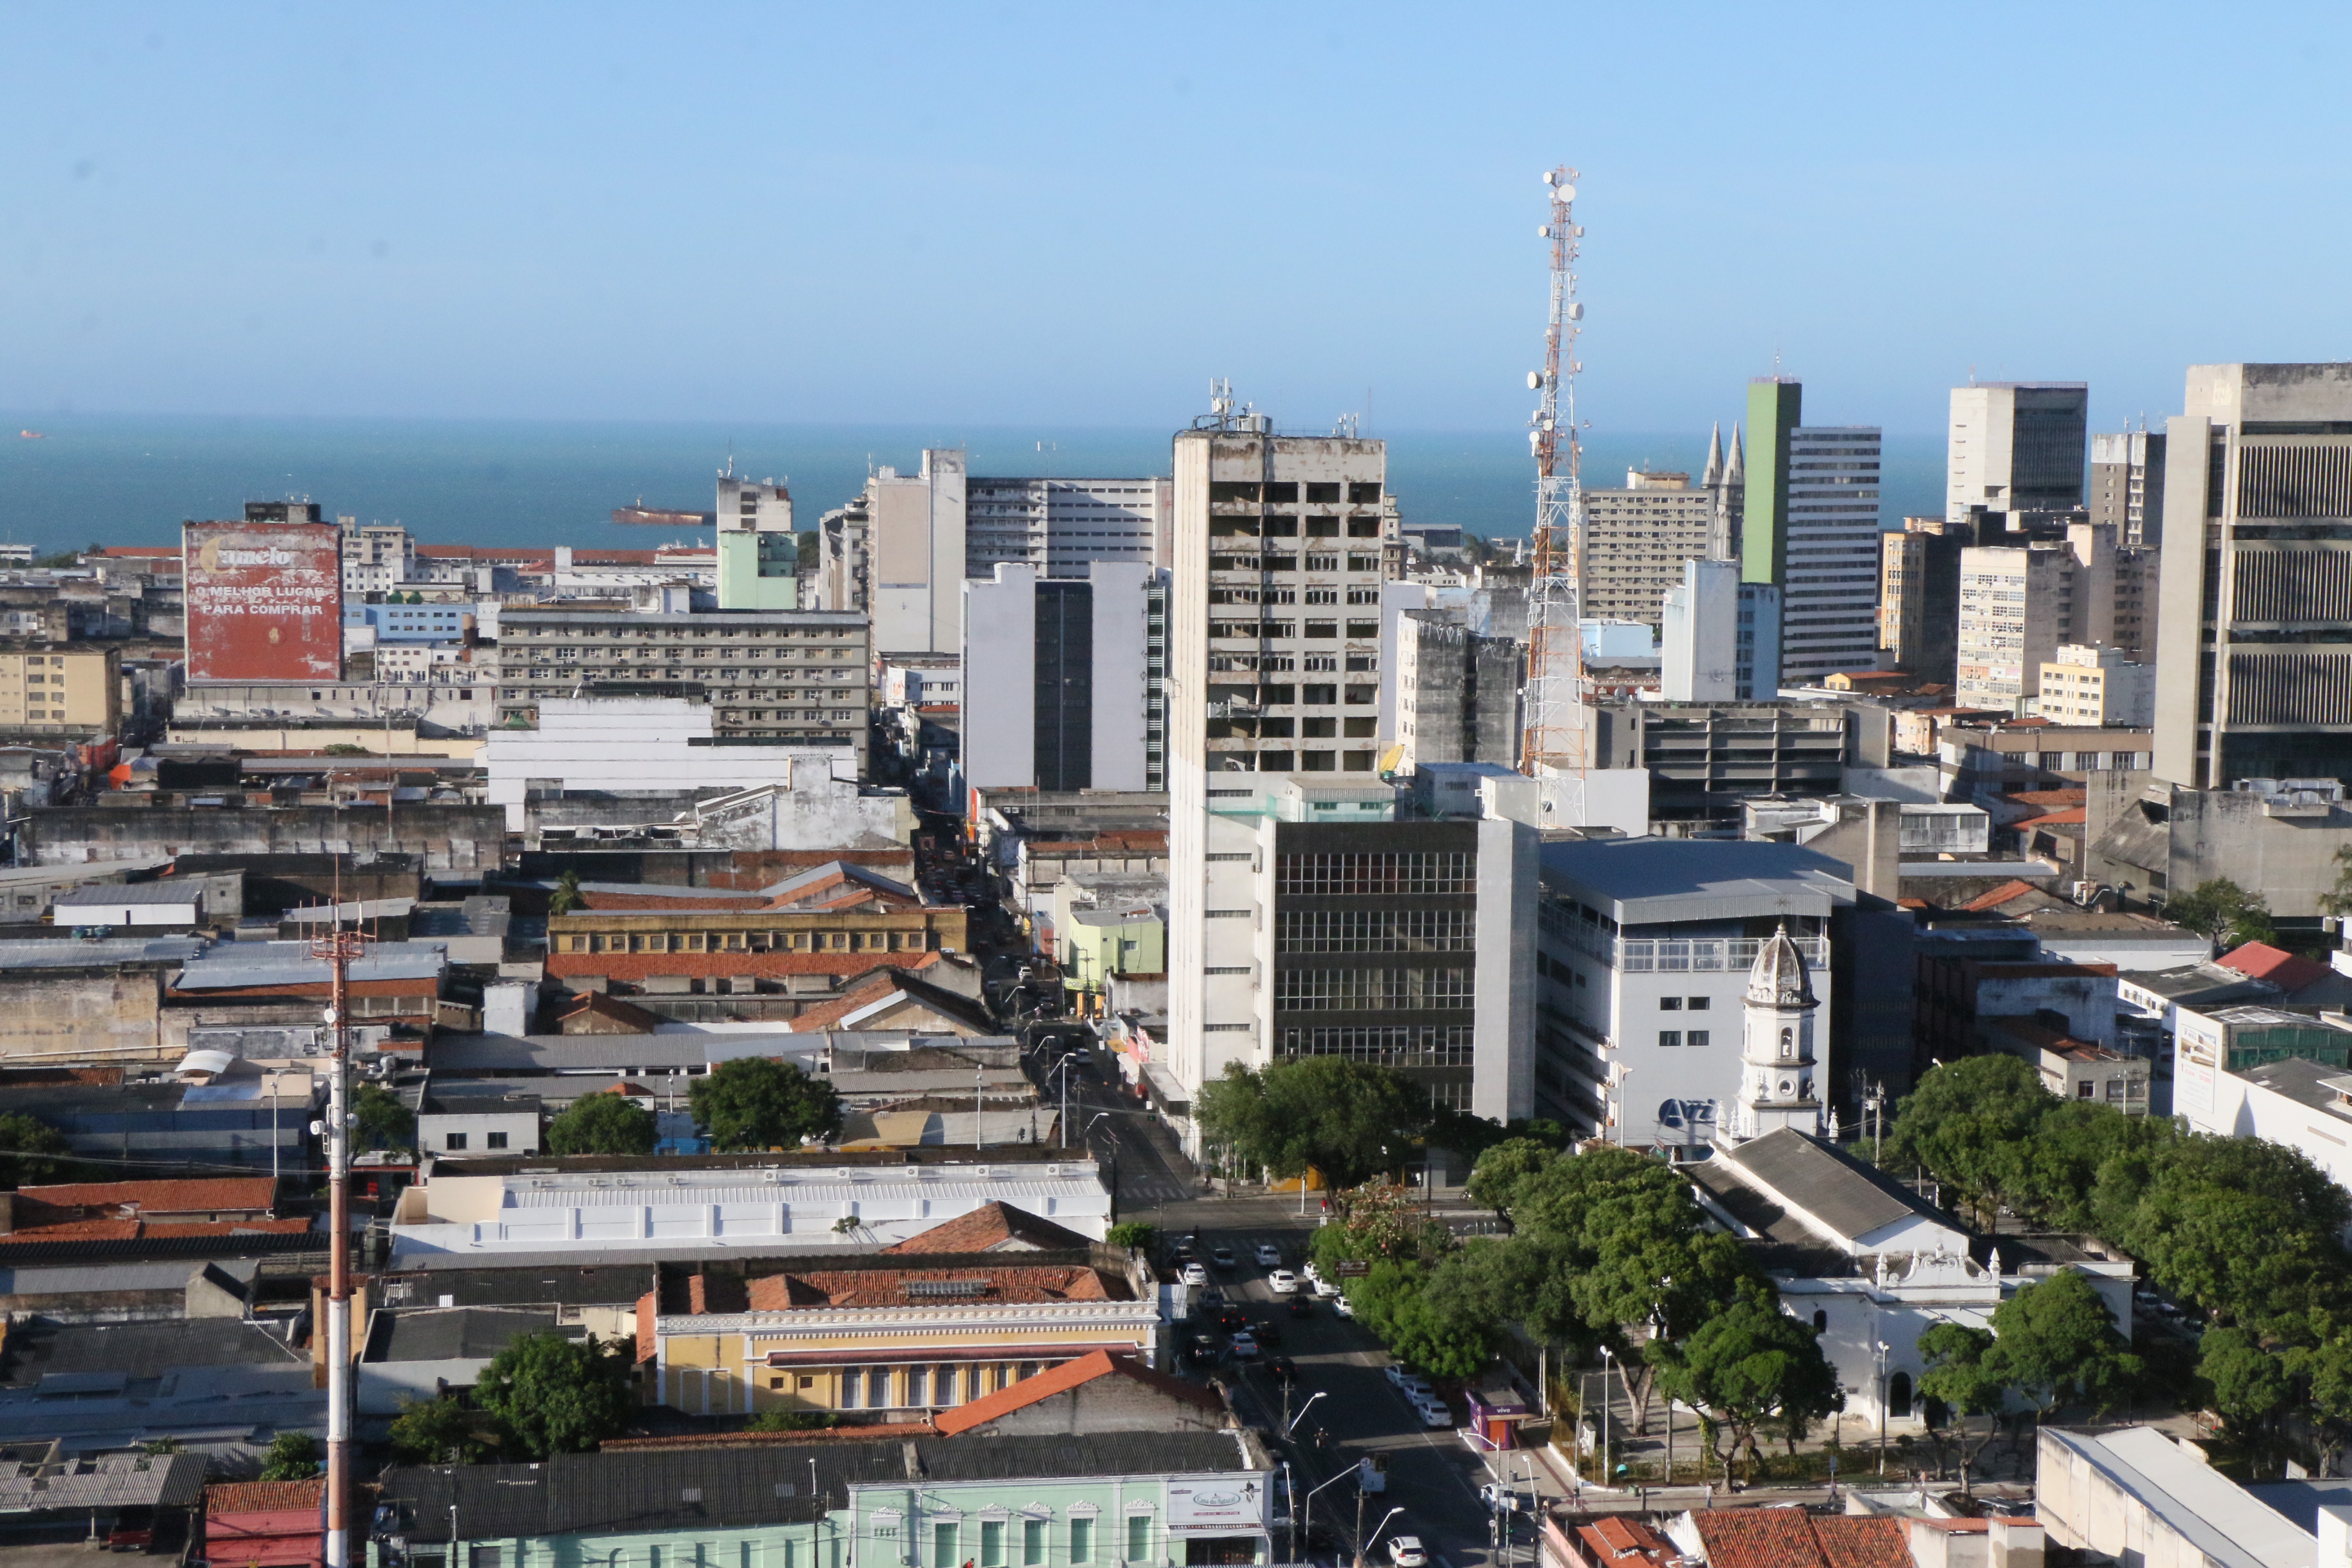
[182, 521, 344, 683]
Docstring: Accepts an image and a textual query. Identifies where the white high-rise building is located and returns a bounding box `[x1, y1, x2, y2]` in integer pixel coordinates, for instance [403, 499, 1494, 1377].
[1946, 382, 2089, 525]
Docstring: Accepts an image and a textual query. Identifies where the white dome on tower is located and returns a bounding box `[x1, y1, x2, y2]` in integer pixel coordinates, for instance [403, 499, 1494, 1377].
[1745, 921, 1816, 1009]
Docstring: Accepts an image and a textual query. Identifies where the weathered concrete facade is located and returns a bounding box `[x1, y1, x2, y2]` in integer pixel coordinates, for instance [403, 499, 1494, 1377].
[20, 802, 506, 870]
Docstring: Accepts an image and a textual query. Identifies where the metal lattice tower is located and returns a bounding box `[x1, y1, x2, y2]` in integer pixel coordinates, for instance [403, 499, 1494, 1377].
[1520, 165, 1588, 775]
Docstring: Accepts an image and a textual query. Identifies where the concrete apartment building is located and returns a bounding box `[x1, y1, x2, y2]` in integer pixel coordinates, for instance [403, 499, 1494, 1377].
[493, 602, 871, 762]
[816, 451, 1170, 656]
[1580, 468, 1719, 629]
[1946, 382, 2089, 525]
[1393, 610, 1522, 770]
[2153, 362, 2352, 789]
[959, 562, 1157, 795]
[1660, 558, 1781, 701]
[2090, 427, 2167, 547]
[1168, 416, 1487, 1119]
[1589, 700, 1848, 828]
[1879, 516, 1975, 683]
[1743, 380, 1885, 682]
[2037, 643, 2154, 726]
[0, 644, 120, 734]
[1955, 523, 2147, 713]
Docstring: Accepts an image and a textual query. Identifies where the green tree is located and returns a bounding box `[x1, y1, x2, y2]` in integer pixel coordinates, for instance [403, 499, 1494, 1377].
[549, 871, 585, 915]
[472, 1331, 635, 1458]
[1916, 1323, 2009, 1492]
[1309, 1179, 1453, 1269]
[1983, 1271, 2142, 1421]
[1104, 1221, 1157, 1251]
[2164, 877, 2276, 951]
[1346, 1259, 1494, 1381]
[545, 1092, 657, 1157]
[1464, 1138, 1561, 1216]
[1195, 1057, 1429, 1189]
[2200, 1328, 2293, 1444]
[353, 1084, 415, 1152]
[1882, 1055, 2052, 1227]
[0, 1112, 70, 1188]
[689, 1057, 842, 1151]
[259, 1431, 321, 1481]
[1650, 1279, 1841, 1482]
[389, 1395, 497, 1464]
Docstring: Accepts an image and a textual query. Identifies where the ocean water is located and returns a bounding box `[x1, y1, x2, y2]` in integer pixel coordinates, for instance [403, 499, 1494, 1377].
[0, 413, 1946, 555]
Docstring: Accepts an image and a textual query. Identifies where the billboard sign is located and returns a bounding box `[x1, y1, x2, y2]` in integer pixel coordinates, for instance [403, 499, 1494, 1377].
[1166, 1475, 1268, 1531]
[183, 521, 343, 683]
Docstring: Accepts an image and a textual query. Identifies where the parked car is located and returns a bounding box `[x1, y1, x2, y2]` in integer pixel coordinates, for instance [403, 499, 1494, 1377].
[1229, 1331, 1261, 1360]
[1314, 1275, 1343, 1298]
[1180, 1262, 1208, 1287]
[1210, 1245, 1237, 1269]
[1186, 1334, 1220, 1366]
[1333, 1295, 1355, 1318]
[1387, 1536, 1428, 1568]
[1269, 1269, 1300, 1295]
[1302, 1260, 1323, 1284]
[1415, 1398, 1452, 1429]
[1384, 1366, 1432, 1398]
[1254, 1243, 1282, 1266]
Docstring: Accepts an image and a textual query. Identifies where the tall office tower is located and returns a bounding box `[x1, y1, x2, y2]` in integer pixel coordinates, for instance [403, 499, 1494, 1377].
[868, 449, 967, 656]
[715, 475, 796, 611]
[1742, 379, 1885, 682]
[959, 562, 1154, 794]
[1580, 469, 1718, 629]
[1394, 610, 1523, 771]
[1167, 413, 1397, 1107]
[2153, 363, 2352, 788]
[2090, 429, 2168, 548]
[1144, 574, 1169, 792]
[1701, 422, 1746, 560]
[1878, 516, 1977, 683]
[1946, 382, 2090, 525]
[1661, 558, 1780, 701]
[1953, 522, 2125, 714]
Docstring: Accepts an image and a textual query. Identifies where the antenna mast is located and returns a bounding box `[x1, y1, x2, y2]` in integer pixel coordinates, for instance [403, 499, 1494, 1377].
[1520, 165, 1589, 775]
[315, 857, 371, 1568]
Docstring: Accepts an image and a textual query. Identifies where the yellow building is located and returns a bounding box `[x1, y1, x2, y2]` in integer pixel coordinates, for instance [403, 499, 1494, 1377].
[0, 644, 119, 732]
[642, 1202, 1161, 1418]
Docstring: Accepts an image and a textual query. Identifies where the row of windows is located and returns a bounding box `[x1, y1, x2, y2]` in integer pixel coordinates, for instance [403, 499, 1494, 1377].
[1207, 515, 1382, 538]
[1206, 553, 1384, 573]
[1273, 967, 1475, 1010]
[1208, 480, 1384, 504]
[1279, 1024, 1475, 1065]
[510, 625, 858, 640]
[1215, 748, 1380, 772]
[1276, 852, 1475, 895]
[554, 930, 926, 954]
[1206, 620, 1382, 640]
[1276, 908, 1475, 954]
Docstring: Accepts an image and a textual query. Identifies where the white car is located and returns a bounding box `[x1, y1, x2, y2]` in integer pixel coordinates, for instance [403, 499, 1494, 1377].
[1302, 1260, 1323, 1282]
[1332, 1294, 1355, 1319]
[1387, 1536, 1428, 1568]
[1416, 1397, 1452, 1429]
[1180, 1262, 1208, 1287]
[1268, 1269, 1300, 1295]
[1384, 1366, 1431, 1397]
[1228, 1331, 1260, 1359]
[1478, 1484, 1520, 1513]
[1314, 1275, 1343, 1298]
[1253, 1243, 1282, 1266]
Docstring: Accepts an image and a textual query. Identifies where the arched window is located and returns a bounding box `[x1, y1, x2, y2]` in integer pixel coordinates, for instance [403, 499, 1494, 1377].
[1779, 1027, 1793, 1058]
[1888, 1370, 1914, 1420]
[1811, 1309, 1827, 1333]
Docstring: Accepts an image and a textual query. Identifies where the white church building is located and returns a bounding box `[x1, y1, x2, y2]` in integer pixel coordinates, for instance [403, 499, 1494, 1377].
[1689, 932, 2135, 1434]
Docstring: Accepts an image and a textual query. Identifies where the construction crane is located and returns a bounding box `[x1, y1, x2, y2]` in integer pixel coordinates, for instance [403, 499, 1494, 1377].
[1520, 165, 1587, 776]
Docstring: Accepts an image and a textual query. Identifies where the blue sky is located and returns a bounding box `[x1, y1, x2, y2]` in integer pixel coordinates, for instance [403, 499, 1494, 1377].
[7, 4, 2351, 438]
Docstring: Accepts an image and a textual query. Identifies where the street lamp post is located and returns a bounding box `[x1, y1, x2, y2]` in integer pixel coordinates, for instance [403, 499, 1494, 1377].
[1360, 1506, 1404, 1568]
[1875, 1340, 1891, 1476]
[1300, 1467, 1356, 1565]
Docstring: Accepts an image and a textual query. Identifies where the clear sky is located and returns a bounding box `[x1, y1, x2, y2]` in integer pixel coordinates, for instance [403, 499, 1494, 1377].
[8, 3, 2352, 438]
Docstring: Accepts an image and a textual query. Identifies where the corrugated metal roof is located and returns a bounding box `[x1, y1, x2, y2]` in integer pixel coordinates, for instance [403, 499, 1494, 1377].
[175, 939, 447, 990]
[1538, 837, 1854, 924]
[0, 936, 207, 969]
[54, 883, 204, 907]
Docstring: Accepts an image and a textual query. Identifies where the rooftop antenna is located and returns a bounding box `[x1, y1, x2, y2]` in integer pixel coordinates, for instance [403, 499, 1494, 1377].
[314, 847, 371, 1568]
[1520, 163, 1591, 778]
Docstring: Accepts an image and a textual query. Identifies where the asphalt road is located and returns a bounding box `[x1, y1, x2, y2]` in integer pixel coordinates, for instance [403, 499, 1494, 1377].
[1154, 1220, 1540, 1568]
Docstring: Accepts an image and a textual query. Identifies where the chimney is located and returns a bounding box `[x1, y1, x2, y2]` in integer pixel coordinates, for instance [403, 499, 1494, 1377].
[1987, 1518, 2044, 1568]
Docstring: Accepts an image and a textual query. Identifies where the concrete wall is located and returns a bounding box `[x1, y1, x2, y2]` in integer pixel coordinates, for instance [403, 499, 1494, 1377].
[20, 803, 505, 871]
[975, 1377, 1228, 1435]
[0, 968, 168, 1061]
[1088, 562, 1150, 792]
[962, 565, 1038, 791]
[1472, 814, 1538, 1122]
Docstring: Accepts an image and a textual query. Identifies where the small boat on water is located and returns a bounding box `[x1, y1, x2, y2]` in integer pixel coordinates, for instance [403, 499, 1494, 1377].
[17, 431, 44, 440]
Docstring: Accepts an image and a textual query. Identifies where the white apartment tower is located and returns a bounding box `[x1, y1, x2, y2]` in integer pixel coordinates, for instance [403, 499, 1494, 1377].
[1167, 417, 1395, 1104]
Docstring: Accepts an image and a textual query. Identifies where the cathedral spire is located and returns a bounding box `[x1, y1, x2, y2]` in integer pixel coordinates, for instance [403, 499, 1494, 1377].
[1701, 422, 1725, 488]
[1725, 422, 1745, 486]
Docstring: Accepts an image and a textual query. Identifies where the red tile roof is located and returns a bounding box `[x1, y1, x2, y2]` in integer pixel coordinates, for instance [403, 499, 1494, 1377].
[1690, 1511, 1908, 1568]
[881, 1201, 1092, 1255]
[204, 1479, 324, 1516]
[1959, 878, 2044, 913]
[17, 1178, 277, 1217]
[558, 991, 667, 1032]
[2005, 789, 2087, 807]
[1573, 1516, 1680, 1568]
[745, 1264, 1116, 1310]
[2016, 807, 2086, 829]
[2219, 941, 2335, 995]
[932, 1349, 1222, 1435]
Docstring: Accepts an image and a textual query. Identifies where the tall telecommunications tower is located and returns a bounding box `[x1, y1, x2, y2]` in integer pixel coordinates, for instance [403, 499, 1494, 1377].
[1520, 165, 1588, 774]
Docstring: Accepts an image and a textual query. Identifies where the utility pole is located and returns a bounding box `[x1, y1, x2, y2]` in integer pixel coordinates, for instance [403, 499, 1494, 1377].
[317, 908, 369, 1568]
